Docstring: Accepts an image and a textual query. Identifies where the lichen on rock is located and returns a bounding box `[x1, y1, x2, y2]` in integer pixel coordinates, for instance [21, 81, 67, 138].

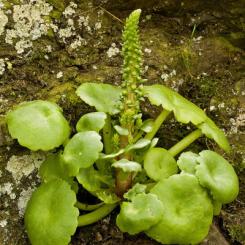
[0, 9, 8, 36]
[5, 0, 53, 54]
[0, 58, 5, 75]
[6, 153, 45, 183]
[17, 186, 36, 216]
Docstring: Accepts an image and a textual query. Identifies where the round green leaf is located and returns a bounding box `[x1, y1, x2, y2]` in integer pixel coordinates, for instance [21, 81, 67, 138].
[63, 131, 103, 176]
[117, 193, 164, 235]
[6, 100, 70, 151]
[76, 112, 107, 132]
[146, 174, 213, 244]
[144, 148, 178, 181]
[25, 179, 79, 245]
[195, 150, 239, 204]
[177, 151, 199, 174]
[76, 83, 122, 115]
[39, 154, 69, 183]
[143, 85, 207, 125]
[198, 118, 231, 152]
[112, 159, 142, 172]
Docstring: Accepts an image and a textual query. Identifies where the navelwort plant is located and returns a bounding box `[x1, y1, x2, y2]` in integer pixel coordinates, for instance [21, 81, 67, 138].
[6, 10, 239, 245]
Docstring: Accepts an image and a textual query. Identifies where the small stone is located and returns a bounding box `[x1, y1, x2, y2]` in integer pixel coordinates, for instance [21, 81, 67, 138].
[63, 2, 77, 17]
[94, 22, 102, 30]
[0, 9, 8, 36]
[0, 182, 14, 198]
[95, 232, 103, 241]
[46, 45, 52, 53]
[0, 58, 5, 75]
[0, 220, 7, 228]
[161, 73, 169, 81]
[144, 48, 152, 54]
[56, 71, 63, 79]
[107, 43, 120, 58]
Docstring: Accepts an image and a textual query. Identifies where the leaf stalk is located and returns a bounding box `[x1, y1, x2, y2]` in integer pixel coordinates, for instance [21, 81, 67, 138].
[145, 110, 171, 140]
[168, 129, 202, 156]
[77, 203, 118, 227]
[75, 202, 104, 211]
[103, 115, 113, 154]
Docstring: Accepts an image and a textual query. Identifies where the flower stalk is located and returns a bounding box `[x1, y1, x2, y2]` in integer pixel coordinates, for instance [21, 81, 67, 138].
[115, 9, 143, 197]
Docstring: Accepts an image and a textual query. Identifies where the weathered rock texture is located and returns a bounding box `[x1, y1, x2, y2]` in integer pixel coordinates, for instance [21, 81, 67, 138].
[0, 0, 244, 244]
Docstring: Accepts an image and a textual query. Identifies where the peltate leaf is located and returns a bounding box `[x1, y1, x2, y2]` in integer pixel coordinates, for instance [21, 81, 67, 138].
[197, 118, 230, 152]
[112, 159, 142, 172]
[177, 151, 199, 174]
[62, 131, 103, 176]
[6, 100, 70, 151]
[144, 148, 178, 181]
[117, 193, 164, 235]
[146, 174, 213, 245]
[195, 150, 239, 204]
[143, 85, 207, 125]
[76, 83, 122, 115]
[76, 112, 107, 132]
[39, 154, 69, 183]
[25, 179, 79, 245]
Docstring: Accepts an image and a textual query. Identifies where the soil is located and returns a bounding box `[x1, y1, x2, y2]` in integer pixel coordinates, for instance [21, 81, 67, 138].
[0, 0, 244, 244]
